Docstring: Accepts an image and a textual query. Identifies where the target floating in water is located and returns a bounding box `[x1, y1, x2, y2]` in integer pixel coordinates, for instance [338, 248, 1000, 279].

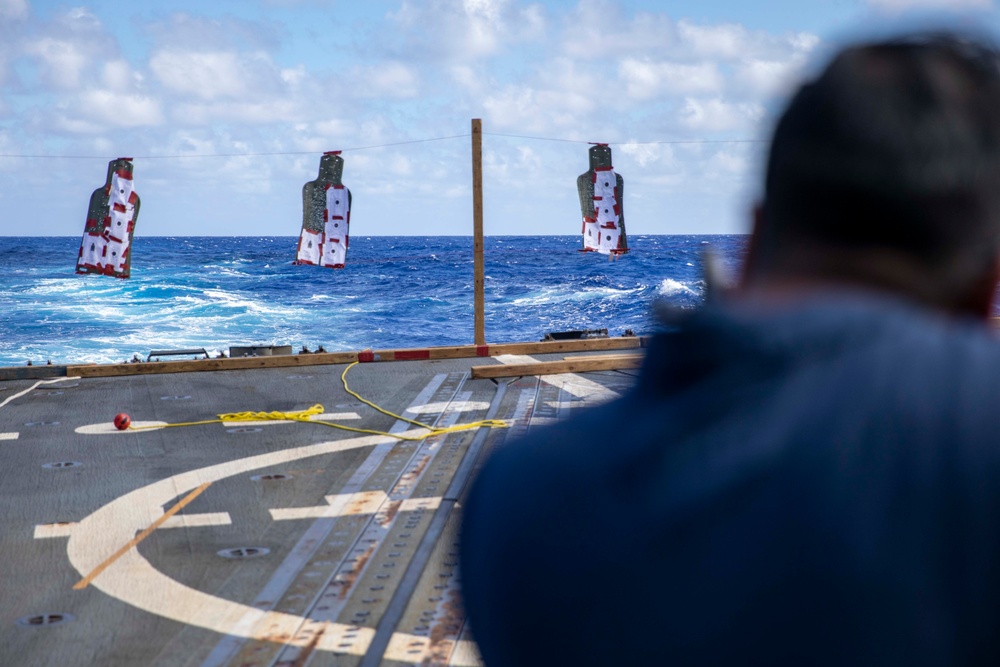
[113, 413, 131, 430]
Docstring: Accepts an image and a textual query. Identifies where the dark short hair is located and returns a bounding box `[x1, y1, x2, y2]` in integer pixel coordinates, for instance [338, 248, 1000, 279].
[757, 33, 1000, 296]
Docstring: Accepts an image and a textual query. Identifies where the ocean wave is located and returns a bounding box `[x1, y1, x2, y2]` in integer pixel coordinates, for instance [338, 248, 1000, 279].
[0, 235, 747, 365]
[509, 285, 639, 307]
[657, 278, 701, 297]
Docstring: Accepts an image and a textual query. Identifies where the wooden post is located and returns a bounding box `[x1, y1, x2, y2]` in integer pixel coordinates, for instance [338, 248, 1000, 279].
[472, 118, 485, 345]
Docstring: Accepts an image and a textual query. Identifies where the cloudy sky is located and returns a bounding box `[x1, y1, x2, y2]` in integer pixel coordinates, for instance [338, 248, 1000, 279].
[0, 0, 997, 236]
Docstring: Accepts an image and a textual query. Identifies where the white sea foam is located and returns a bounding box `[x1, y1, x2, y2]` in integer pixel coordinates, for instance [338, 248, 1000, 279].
[657, 278, 700, 297]
[511, 286, 637, 307]
[201, 289, 308, 317]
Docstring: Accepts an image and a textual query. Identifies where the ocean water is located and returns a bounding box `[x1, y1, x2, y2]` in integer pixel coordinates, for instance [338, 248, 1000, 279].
[0, 235, 747, 367]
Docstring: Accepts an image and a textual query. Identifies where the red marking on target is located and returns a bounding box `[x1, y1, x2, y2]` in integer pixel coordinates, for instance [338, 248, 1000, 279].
[394, 349, 431, 361]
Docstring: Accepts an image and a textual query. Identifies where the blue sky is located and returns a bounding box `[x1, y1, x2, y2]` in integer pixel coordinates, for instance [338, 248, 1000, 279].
[0, 0, 997, 236]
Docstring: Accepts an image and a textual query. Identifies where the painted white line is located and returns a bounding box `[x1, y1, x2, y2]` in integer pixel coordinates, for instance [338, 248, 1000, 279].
[384, 633, 481, 665]
[35, 522, 77, 538]
[64, 428, 480, 665]
[160, 513, 232, 529]
[544, 400, 583, 409]
[269, 490, 387, 521]
[200, 373, 453, 667]
[37, 512, 233, 539]
[274, 391, 470, 664]
[0, 432, 19, 441]
[0, 376, 81, 411]
[67, 434, 396, 642]
[270, 494, 443, 521]
[407, 401, 490, 414]
[75, 421, 168, 435]
[75, 412, 363, 434]
[494, 354, 620, 405]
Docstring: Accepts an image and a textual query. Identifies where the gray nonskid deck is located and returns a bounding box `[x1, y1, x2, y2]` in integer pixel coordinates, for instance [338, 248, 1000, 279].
[0, 355, 635, 666]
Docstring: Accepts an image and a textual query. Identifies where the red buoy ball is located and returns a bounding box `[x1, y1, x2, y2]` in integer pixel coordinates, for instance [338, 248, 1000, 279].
[113, 413, 131, 431]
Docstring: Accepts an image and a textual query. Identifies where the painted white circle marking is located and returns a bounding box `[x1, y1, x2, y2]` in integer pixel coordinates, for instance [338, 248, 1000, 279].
[64, 430, 478, 662]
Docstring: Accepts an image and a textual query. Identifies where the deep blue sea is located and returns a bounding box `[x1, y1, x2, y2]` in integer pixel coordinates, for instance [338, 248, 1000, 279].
[0, 235, 747, 367]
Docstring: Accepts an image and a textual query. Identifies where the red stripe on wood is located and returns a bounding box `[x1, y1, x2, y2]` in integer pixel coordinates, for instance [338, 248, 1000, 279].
[358, 350, 375, 362]
[394, 350, 431, 360]
[476, 345, 490, 357]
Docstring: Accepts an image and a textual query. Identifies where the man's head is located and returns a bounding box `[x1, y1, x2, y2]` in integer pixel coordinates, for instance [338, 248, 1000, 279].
[745, 33, 1000, 317]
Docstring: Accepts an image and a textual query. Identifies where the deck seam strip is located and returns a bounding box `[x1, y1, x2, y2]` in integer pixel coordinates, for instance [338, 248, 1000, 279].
[357, 380, 508, 667]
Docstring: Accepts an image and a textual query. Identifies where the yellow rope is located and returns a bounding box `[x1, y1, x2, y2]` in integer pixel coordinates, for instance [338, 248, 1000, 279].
[127, 362, 507, 441]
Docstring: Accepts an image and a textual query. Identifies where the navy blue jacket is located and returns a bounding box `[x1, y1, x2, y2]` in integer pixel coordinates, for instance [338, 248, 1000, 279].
[460, 293, 1000, 665]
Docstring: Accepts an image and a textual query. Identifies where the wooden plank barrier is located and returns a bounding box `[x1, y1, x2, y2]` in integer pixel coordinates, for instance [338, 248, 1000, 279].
[0, 337, 649, 381]
[471, 355, 644, 379]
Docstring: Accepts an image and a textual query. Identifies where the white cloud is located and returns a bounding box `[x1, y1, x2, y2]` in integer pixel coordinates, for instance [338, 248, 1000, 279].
[389, 154, 413, 176]
[290, 121, 354, 153]
[561, 0, 677, 59]
[389, 0, 546, 61]
[0, 0, 27, 20]
[19, 7, 118, 90]
[60, 7, 102, 30]
[46, 89, 164, 134]
[677, 21, 751, 60]
[77, 90, 164, 128]
[482, 87, 541, 130]
[449, 64, 482, 92]
[619, 141, 673, 168]
[170, 98, 303, 125]
[734, 59, 802, 98]
[150, 50, 286, 101]
[24, 38, 91, 89]
[281, 65, 307, 86]
[866, 0, 992, 10]
[51, 115, 103, 134]
[680, 97, 764, 133]
[151, 131, 220, 157]
[707, 147, 750, 175]
[352, 62, 421, 98]
[676, 20, 818, 63]
[619, 59, 724, 99]
[482, 143, 550, 188]
[145, 13, 280, 52]
[482, 84, 591, 132]
[101, 60, 139, 91]
[0, 2, 827, 236]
